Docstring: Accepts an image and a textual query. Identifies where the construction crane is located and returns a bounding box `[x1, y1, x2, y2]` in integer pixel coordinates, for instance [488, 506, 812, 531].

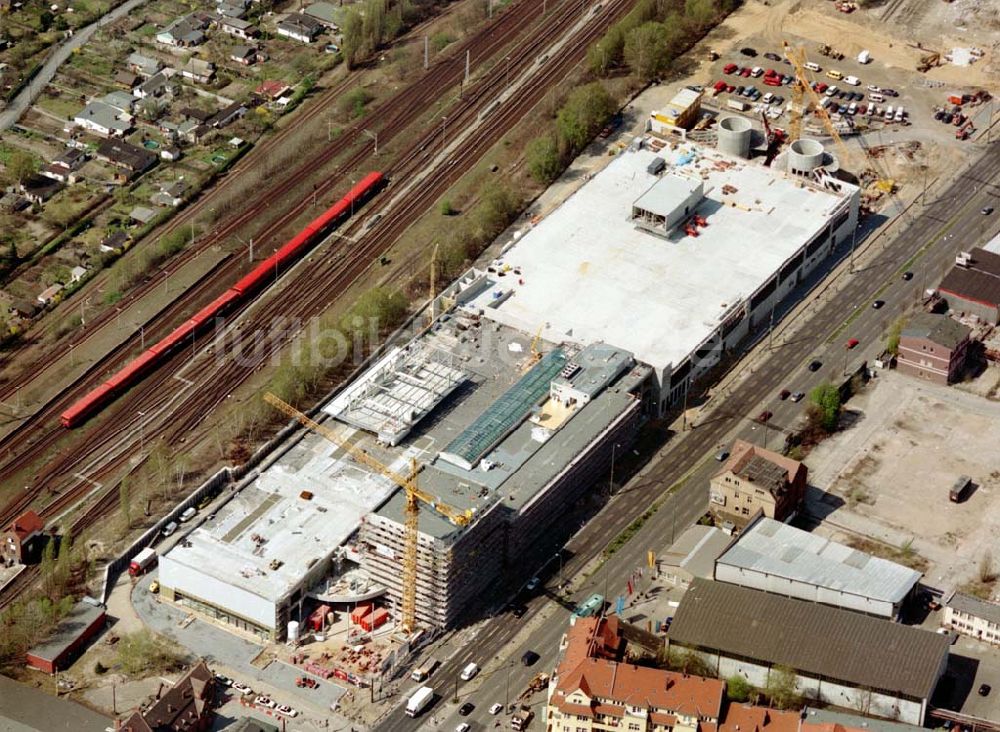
[263, 393, 473, 633]
[783, 43, 855, 169]
[521, 325, 544, 373]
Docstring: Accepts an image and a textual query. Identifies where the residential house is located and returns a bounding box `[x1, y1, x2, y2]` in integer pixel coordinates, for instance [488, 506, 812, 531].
[117, 660, 216, 731]
[219, 17, 257, 39]
[229, 45, 260, 66]
[302, 1, 338, 28]
[70, 265, 88, 284]
[255, 80, 291, 100]
[151, 180, 187, 207]
[41, 147, 87, 184]
[659, 525, 731, 591]
[178, 107, 214, 124]
[207, 101, 246, 129]
[134, 71, 176, 100]
[668, 579, 951, 725]
[1, 510, 44, 566]
[127, 52, 163, 77]
[943, 591, 1000, 646]
[21, 174, 63, 204]
[96, 139, 157, 181]
[216, 1, 248, 18]
[896, 313, 972, 385]
[114, 70, 141, 89]
[178, 119, 208, 144]
[708, 439, 807, 529]
[9, 299, 39, 320]
[37, 284, 63, 305]
[0, 193, 30, 213]
[102, 90, 136, 113]
[100, 230, 129, 253]
[160, 146, 182, 162]
[937, 247, 1000, 324]
[129, 206, 157, 225]
[276, 13, 323, 43]
[180, 58, 215, 84]
[73, 100, 132, 137]
[549, 615, 725, 732]
[156, 15, 208, 47]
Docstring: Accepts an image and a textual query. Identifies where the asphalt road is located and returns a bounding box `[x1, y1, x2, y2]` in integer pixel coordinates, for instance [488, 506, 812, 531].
[376, 140, 1000, 732]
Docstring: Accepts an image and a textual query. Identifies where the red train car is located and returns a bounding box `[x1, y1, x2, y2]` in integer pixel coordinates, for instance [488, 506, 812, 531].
[60, 172, 385, 428]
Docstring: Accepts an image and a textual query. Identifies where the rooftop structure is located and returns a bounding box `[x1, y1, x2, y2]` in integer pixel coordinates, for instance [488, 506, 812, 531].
[901, 312, 971, 350]
[459, 144, 858, 413]
[714, 515, 921, 619]
[938, 247, 1000, 323]
[710, 440, 807, 528]
[669, 579, 949, 724]
[801, 707, 926, 732]
[660, 525, 732, 589]
[119, 660, 216, 732]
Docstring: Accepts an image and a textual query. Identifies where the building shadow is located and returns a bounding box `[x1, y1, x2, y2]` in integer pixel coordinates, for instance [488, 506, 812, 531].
[932, 653, 980, 711]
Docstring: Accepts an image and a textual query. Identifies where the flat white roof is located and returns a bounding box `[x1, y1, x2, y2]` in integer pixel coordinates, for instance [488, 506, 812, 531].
[163, 427, 398, 603]
[718, 517, 921, 604]
[463, 145, 854, 374]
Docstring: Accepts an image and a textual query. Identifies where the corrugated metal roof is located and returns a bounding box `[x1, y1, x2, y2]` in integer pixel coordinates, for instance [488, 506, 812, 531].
[946, 592, 1000, 626]
[669, 579, 949, 699]
[716, 517, 920, 603]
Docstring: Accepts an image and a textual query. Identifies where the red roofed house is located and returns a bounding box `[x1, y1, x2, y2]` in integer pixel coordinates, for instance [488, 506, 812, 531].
[549, 616, 724, 732]
[709, 439, 807, 529]
[117, 659, 216, 731]
[2, 510, 45, 566]
[255, 79, 292, 100]
[717, 704, 801, 732]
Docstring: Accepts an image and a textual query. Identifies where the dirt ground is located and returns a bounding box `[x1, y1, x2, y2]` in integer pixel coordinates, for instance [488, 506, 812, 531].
[806, 370, 1000, 592]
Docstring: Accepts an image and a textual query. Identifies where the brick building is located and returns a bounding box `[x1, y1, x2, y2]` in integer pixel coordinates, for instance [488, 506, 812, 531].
[896, 313, 972, 385]
[2, 510, 45, 566]
[118, 660, 216, 731]
[709, 440, 806, 529]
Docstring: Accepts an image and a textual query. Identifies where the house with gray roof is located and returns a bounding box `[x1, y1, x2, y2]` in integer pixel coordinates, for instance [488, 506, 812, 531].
[157, 15, 208, 47]
[276, 12, 323, 43]
[943, 591, 1000, 646]
[74, 100, 132, 137]
[220, 16, 256, 38]
[303, 1, 339, 27]
[180, 57, 215, 84]
[668, 579, 950, 725]
[127, 52, 163, 77]
[134, 71, 176, 100]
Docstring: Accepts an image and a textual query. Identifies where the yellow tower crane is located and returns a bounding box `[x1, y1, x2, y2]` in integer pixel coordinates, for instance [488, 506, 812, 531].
[521, 325, 544, 373]
[263, 393, 473, 633]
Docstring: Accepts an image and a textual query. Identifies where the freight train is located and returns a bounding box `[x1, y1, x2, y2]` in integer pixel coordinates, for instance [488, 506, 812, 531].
[61, 171, 386, 428]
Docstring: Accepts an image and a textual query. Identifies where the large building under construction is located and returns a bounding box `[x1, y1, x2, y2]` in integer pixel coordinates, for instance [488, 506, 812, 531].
[159, 137, 860, 636]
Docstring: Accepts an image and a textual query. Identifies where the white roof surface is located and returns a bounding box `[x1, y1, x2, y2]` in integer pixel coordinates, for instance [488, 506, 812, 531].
[163, 426, 398, 603]
[718, 517, 921, 603]
[464, 146, 853, 373]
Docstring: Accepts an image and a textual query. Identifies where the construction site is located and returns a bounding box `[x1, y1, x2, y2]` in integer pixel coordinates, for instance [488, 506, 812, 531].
[154, 113, 860, 640]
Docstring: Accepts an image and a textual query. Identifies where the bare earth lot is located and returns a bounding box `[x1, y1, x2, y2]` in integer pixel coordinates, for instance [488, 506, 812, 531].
[806, 370, 1000, 591]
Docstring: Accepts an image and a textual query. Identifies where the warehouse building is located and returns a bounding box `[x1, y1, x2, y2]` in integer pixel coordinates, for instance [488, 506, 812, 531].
[459, 143, 859, 415]
[938, 248, 1000, 324]
[942, 591, 1000, 645]
[669, 579, 950, 725]
[26, 598, 106, 673]
[714, 515, 921, 619]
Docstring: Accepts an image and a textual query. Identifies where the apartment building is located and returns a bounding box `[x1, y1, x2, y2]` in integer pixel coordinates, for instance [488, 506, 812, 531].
[709, 440, 807, 528]
[896, 313, 972, 385]
[943, 591, 1000, 645]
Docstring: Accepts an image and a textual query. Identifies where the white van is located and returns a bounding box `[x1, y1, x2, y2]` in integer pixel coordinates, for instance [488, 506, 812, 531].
[894, 106, 905, 122]
[884, 105, 894, 121]
[804, 61, 821, 72]
[843, 75, 860, 86]
[162, 521, 178, 537]
[868, 92, 884, 103]
[179, 507, 197, 523]
[460, 663, 479, 681]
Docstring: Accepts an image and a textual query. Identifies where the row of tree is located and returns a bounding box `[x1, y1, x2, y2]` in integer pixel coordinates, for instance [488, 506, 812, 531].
[527, 82, 616, 185]
[340, 0, 451, 68]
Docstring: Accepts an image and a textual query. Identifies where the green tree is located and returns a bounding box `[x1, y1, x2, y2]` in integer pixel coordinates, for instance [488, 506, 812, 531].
[587, 25, 626, 75]
[475, 184, 521, 240]
[7, 148, 38, 186]
[885, 316, 905, 355]
[765, 665, 801, 710]
[808, 382, 841, 432]
[556, 82, 615, 154]
[55, 527, 73, 586]
[684, 0, 717, 28]
[727, 674, 755, 703]
[341, 9, 365, 67]
[527, 135, 563, 184]
[624, 22, 670, 81]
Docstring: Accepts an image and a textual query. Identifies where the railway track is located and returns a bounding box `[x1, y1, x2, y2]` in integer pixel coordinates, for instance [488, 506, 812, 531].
[0, 0, 533, 414]
[0, 0, 562, 502]
[0, 0, 631, 605]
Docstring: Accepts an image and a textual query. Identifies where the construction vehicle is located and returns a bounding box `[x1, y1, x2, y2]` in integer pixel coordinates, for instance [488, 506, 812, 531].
[410, 656, 440, 682]
[918, 52, 942, 73]
[512, 707, 535, 731]
[405, 686, 435, 717]
[264, 394, 473, 634]
[521, 325, 544, 373]
[760, 110, 786, 166]
[816, 44, 844, 60]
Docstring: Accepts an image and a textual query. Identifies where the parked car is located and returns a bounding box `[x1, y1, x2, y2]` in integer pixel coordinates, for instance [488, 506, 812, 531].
[715, 448, 730, 462]
[979, 684, 992, 697]
[214, 674, 232, 687]
[161, 521, 178, 537]
[232, 682, 253, 696]
[149, 580, 159, 594]
[460, 703, 475, 716]
[866, 84, 881, 93]
[808, 360, 823, 372]
[275, 705, 298, 718]
[982, 206, 994, 215]
[764, 51, 781, 61]
[771, 95, 784, 106]
[509, 603, 527, 618]
[521, 650, 540, 666]
[882, 88, 899, 96]
[255, 696, 276, 709]
[739, 67, 752, 77]
[723, 63, 738, 74]
[456, 725, 471, 732]
[740, 47, 758, 57]
[525, 577, 541, 591]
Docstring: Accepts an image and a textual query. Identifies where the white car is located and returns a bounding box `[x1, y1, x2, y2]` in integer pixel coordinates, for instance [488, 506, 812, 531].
[460, 662, 479, 681]
[255, 696, 276, 709]
[456, 725, 471, 732]
[231, 681, 253, 696]
[490, 703, 504, 715]
[276, 704, 298, 718]
[866, 84, 881, 93]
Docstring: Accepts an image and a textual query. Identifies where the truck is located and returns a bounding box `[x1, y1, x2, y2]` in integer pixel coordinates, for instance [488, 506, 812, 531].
[405, 686, 434, 717]
[512, 707, 535, 731]
[570, 594, 605, 625]
[129, 547, 157, 577]
[726, 99, 749, 112]
[410, 657, 439, 682]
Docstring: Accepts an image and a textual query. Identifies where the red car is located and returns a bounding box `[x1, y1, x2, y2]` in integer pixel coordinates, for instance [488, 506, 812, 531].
[764, 76, 782, 86]
[779, 389, 791, 400]
[724, 63, 738, 74]
[739, 67, 752, 77]
[714, 80, 728, 93]
[757, 410, 773, 423]
[815, 82, 828, 93]
[846, 338, 859, 349]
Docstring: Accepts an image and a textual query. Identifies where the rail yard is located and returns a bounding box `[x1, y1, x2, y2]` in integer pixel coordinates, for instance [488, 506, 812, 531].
[2, 0, 1000, 729]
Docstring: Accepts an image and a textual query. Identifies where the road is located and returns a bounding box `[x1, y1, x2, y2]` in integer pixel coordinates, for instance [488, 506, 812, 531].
[0, 0, 150, 130]
[374, 138, 1000, 732]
